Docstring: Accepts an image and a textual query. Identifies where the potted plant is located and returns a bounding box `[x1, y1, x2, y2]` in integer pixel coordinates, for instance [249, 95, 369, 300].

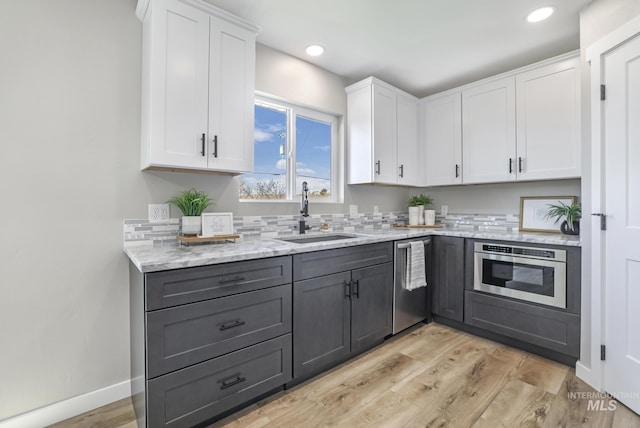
[167, 189, 213, 236]
[408, 194, 433, 226]
[545, 201, 582, 235]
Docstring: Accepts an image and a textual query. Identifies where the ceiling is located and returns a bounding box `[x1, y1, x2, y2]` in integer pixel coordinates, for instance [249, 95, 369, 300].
[203, 0, 592, 98]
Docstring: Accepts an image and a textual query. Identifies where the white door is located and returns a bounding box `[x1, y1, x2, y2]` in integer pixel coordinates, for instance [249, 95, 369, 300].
[423, 92, 462, 186]
[462, 77, 516, 184]
[396, 94, 418, 186]
[208, 15, 255, 173]
[603, 33, 640, 415]
[516, 56, 581, 181]
[148, 0, 209, 169]
[372, 84, 398, 184]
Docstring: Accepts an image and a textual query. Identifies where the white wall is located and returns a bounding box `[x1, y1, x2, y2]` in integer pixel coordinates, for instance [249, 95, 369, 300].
[0, 0, 410, 421]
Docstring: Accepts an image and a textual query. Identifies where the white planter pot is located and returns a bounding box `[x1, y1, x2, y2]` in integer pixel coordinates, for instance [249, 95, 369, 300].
[181, 216, 201, 236]
[418, 205, 425, 225]
[408, 206, 421, 226]
[424, 209, 436, 226]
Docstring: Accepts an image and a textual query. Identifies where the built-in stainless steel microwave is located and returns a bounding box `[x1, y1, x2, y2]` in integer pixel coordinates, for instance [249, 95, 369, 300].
[474, 242, 566, 309]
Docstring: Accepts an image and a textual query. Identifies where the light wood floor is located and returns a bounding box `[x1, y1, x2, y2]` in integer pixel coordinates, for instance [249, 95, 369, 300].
[50, 323, 640, 428]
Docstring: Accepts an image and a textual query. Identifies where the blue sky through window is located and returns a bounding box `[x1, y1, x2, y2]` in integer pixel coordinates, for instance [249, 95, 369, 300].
[240, 102, 333, 199]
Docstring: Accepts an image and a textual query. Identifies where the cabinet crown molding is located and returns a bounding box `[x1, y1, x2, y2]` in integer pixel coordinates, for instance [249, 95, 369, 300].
[346, 76, 418, 101]
[135, 0, 260, 34]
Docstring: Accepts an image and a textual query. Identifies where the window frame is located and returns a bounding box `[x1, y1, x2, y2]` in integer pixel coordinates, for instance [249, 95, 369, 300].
[240, 93, 342, 203]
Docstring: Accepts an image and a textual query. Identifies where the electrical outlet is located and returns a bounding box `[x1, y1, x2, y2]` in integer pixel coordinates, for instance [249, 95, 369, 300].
[441, 205, 448, 216]
[148, 204, 170, 223]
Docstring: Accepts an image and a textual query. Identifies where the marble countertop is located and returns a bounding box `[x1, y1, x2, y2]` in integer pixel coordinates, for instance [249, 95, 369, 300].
[125, 228, 581, 273]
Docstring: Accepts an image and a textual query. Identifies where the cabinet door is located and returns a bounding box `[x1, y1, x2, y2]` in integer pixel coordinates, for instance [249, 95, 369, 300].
[462, 77, 516, 184]
[516, 56, 580, 180]
[293, 272, 351, 379]
[423, 92, 462, 186]
[147, 0, 210, 169]
[351, 262, 394, 353]
[208, 15, 255, 173]
[372, 84, 398, 184]
[397, 94, 419, 185]
[432, 236, 464, 322]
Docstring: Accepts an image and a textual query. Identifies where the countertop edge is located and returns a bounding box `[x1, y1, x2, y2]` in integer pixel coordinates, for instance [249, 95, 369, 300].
[125, 229, 581, 273]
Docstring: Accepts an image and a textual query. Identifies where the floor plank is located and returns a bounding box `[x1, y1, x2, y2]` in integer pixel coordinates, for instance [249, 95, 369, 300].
[49, 324, 640, 428]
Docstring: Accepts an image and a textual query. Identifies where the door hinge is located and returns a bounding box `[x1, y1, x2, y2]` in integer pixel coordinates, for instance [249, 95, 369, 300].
[600, 84, 606, 101]
[601, 344, 606, 361]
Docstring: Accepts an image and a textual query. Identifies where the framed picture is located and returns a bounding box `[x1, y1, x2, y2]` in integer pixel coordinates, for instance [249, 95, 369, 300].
[519, 196, 577, 233]
[201, 212, 234, 237]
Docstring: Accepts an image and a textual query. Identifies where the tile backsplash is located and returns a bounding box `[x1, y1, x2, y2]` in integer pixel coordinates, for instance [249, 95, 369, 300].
[123, 211, 519, 247]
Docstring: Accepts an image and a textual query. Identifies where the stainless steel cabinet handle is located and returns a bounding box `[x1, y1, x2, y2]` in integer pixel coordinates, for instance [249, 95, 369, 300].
[219, 320, 246, 331]
[220, 375, 246, 390]
[218, 276, 246, 285]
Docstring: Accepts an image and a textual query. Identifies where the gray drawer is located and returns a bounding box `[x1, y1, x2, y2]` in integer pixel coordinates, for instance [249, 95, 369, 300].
[464, 291, 580, 357]
[293, 242, 393, 281]
[145, 256, 292, 310]
[147, 334, 292, 428]
[146, 284, 292, 378]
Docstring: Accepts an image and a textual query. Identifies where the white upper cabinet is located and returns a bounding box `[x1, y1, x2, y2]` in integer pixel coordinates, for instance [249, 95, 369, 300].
[515, 56, 581, 180]
[421, 51, 581, 186]
[346, 77, 419, 186]
[462, 77, 517, 184]
[137, 0, 258, 173]
[396, 93, 419, 185]
[422, 92, 462, 186]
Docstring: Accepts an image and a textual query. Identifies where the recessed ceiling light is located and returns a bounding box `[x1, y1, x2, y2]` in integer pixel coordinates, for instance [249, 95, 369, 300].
[305, 45, 324, 56]
[527, 6, 554, 23]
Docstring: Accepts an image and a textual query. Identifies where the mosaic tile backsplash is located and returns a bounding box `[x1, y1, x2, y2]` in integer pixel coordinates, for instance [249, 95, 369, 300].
[123, 212, 520, 247]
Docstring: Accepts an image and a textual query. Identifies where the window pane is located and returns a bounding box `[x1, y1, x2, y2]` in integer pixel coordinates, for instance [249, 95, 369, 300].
[295, 115, 332, 198]
[241, 103, 287, 199]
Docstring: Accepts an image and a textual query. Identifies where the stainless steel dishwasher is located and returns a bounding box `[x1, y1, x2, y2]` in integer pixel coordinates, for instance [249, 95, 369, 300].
[393, 237, 432, 334]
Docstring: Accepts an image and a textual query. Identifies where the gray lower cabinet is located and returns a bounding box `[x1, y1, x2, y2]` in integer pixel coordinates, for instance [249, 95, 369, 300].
[432, 236, 465, 321]
[293, 243, 394, 379]
[130, 256, 293, 428]
[464, 291, 580, 357]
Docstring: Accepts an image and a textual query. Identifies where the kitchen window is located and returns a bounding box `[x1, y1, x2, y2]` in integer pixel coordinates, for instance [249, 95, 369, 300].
[239, 95, 340, 202]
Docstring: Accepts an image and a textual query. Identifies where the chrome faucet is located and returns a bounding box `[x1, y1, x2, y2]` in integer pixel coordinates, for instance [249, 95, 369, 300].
[299, 181, 310, 234]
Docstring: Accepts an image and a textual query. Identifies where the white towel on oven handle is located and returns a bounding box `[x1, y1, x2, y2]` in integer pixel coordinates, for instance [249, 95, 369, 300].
[404, 241, 427, 290]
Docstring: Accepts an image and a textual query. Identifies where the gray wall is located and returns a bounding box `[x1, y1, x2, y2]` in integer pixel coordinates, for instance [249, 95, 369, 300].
[577, 0, 640, 374]
[0, 0, 409, 421]
[420, 179, 581, 215]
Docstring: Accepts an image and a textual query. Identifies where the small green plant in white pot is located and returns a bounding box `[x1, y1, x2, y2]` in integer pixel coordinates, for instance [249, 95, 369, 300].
[167, 189, 212, 236]
[408, 194, 433, 226]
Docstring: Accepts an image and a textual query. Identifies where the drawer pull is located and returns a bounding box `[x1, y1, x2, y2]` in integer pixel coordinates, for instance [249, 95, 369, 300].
[219, 320, 246, 331]
[218, 276, 246, 285]
[219, 375, 246, 390]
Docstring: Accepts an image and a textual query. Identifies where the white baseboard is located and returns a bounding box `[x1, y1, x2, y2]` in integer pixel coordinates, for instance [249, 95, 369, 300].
[0, 380, 131, 428]
[576, 360, 601, 391]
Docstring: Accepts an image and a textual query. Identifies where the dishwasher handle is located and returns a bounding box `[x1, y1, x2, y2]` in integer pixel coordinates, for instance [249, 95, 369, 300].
[397, 239, 431, 249]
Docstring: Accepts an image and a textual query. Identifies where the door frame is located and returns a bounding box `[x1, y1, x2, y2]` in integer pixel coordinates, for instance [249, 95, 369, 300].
[580, 14, 640, 392]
